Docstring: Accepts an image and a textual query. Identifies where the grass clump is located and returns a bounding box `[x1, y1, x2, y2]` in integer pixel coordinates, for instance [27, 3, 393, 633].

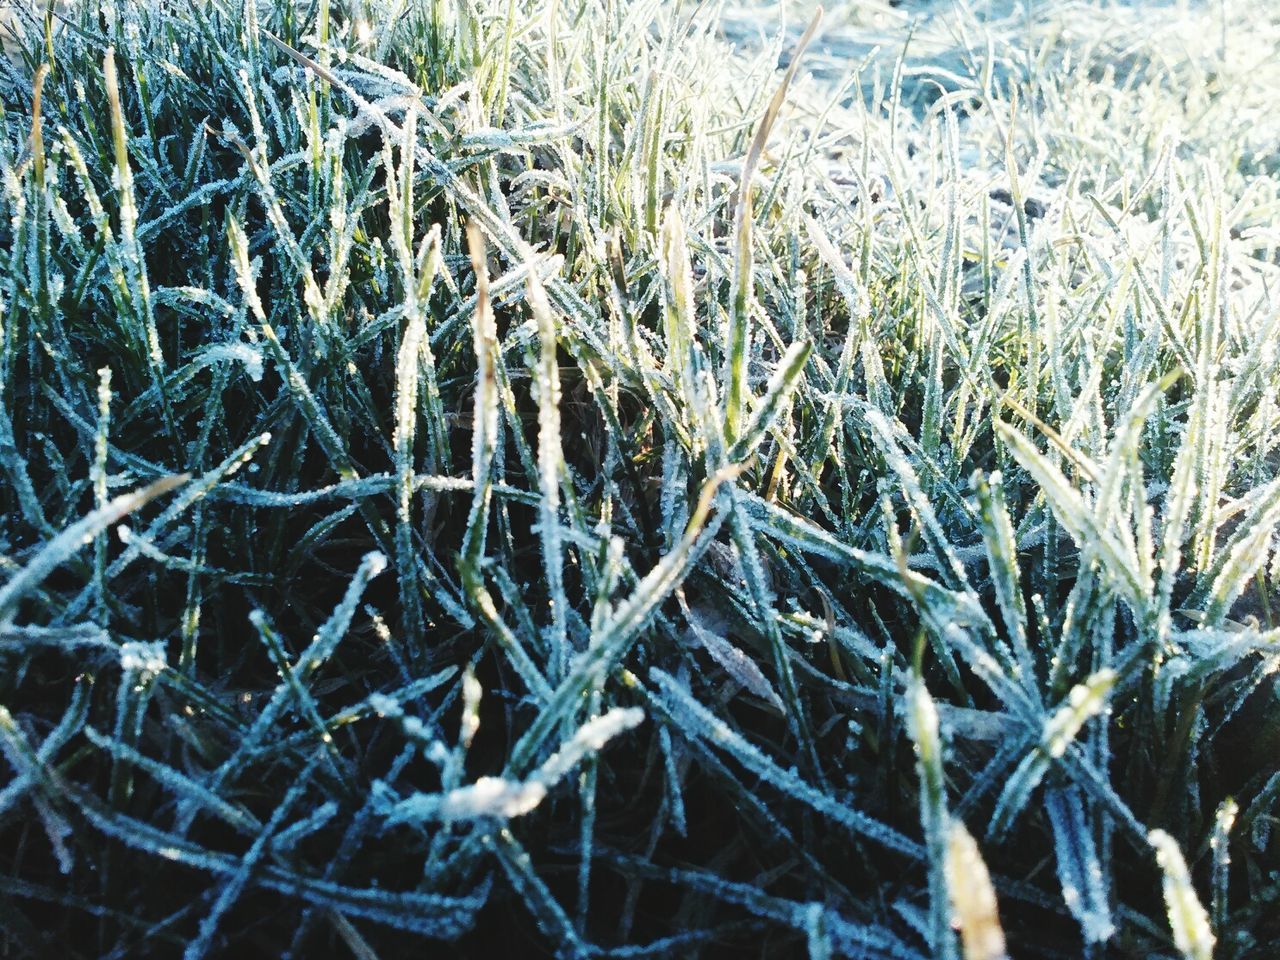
[1, 0, 1280, 956]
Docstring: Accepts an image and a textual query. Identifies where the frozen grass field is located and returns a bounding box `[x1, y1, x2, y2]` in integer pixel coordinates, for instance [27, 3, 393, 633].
[1, 0, 1279, 956]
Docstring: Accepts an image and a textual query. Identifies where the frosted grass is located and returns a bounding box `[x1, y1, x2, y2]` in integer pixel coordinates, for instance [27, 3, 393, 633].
[1, 0, 1278, 955]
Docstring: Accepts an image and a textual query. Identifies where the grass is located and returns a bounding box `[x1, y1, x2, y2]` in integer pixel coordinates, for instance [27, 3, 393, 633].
[1, 0, 1279, 956]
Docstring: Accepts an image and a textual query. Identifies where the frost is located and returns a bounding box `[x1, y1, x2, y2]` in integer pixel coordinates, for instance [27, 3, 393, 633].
[1044, 670, 1117, 759]
[119, 641, 167, 676]
[383, 708, 644, 825]
[438, 776, 548, 820]
[198, 342, 265, 381]
[1046, 788, 1115, 943]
